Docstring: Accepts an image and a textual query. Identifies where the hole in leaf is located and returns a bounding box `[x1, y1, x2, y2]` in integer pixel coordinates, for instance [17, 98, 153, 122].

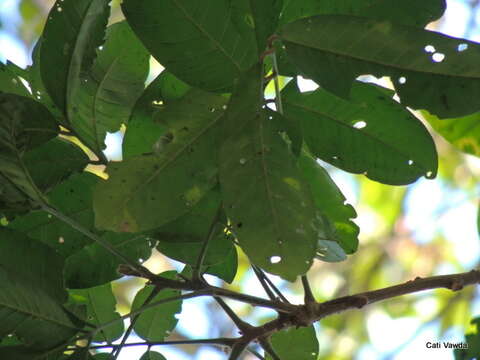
[424, 45, 436, 53]
[58, 237, 64, 244]
[239, 158, 247, 165]
[398, 76, 407, 84]
[353, 121, 367, 129]
[408, 159, 414, 165]
[151, 100, 163, 105]
[426, 171, 434, 178]
[432, 52, 445, 62]
[332, 155, 338, 160]
[270, 256, 282, 264]
[457, 43, 468, 52]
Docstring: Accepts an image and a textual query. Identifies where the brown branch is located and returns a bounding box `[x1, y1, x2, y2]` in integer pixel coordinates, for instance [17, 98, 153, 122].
[312, 270, 480, 322]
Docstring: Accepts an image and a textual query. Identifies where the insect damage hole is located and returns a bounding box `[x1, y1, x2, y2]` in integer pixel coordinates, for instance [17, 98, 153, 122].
[408, 159, 414, 165]
[457, 43, 468, 52]
[398, 76, 407, 84]
[431, 52, 445, 63]
[353, 121, 367, 129]
[270, 256, 282, 264]
[424, 45, 436, 53]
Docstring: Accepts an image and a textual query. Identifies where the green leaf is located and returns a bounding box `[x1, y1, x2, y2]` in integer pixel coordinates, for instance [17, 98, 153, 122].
[268, 326, 319, 360]
[9, 173, 99, 257]
[299, 154, 359, 254]
[203, 244, 238, 283]
[69, 21, 149, 153]
[64, 232, 152, 288]
[280, 0, 446, 27]
[0, 63, 31, 96]
[249, 0, 283, 54]
[282, 81, 438, 185]
[0, 228, 81, 350]
[70, 284, 123, 342]
[40, 0, 110, 116]
[219, 65, 318, 281]
[0, 93, 58, 204]
[139, 351, 167, 360]
[157, 71, 191, 102]
[280, 15, 480, 118]
[423, 110, 480, 157]
[123, 71, 191, 159]
[122, 75, 166, 159]
[24, 138, 89, 193]
[122, 0, 257, 92]
[131, 281, 182, 341]
[94, 89, 226, 232]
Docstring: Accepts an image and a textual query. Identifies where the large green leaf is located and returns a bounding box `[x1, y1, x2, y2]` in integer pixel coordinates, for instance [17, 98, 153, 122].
[131, 280, 182, 341]
[64, 232, 152, 288]
[70, 284, 123, 343]
[122, 0, 257, 92]
[0, 228, 81, 350]
[280, 0, 446, 27]
[23, 138, 89, 193]
[94, 89, 226, 232]
[282, 81, 438, 185]
[0, 93, 58, 205]
[267, 326, 319, 360]
[69, 21, 149, 153]
[299, 154, 359, 254]
[280, 15, 480, 118]
[9, 173, 99, 257]
[40, 0, 110, 116]
[219, 65, 319, 281]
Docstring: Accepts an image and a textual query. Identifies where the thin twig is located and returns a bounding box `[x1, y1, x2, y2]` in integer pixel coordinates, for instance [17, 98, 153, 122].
[302, 275, 316, 304]
[259, 338, 281, 360]
[86, 337, 235, 350]
[111, 286, 162, 359]
[193, 206, 222, 280]
[252, 266, 277, 301]
[215, 297, 252, 332]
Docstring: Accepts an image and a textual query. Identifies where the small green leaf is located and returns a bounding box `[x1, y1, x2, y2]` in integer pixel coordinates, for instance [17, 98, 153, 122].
[69, 21, 149, 153]
[70, 284, 123, 343]
[219, 65, 319, 281]
[122, 0, 257, 92]
[94, 89, 226, 232]
[268, 326, 319, 360]
[0, 228, 81, 350]
[132, 280, 182, 342]
[283, 81, 438, 185]
[40, 0, 110, 116]
[299, 154, 359, 254]
[280, 15, 480, 117]
[139, 351, 167, 360]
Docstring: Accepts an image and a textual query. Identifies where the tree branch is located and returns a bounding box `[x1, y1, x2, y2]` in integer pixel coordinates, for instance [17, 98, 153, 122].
[312, 270, 480, 322]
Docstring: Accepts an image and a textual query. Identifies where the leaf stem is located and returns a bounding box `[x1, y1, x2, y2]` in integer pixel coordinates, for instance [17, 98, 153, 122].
[86, 337, 235, 350]
[40, 204, 144, 274]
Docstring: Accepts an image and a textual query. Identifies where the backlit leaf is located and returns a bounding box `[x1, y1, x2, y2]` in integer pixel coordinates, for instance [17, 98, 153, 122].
[280, 15, 480, 117]
[282, 81, 437, 185]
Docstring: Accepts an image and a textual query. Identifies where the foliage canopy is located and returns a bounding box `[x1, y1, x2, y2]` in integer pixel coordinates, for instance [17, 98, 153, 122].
[1, 0, 480, 359]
